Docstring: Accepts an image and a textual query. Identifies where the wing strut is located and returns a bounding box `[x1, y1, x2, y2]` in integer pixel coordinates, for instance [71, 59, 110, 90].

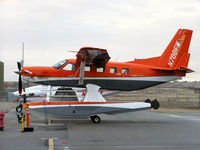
[46, 85, 52, 102]
[83, 84, 107, 102]
[79, 61, 85, 85]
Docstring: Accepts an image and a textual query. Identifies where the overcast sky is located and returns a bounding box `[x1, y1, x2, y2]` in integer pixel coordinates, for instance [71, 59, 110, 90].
[0, 0, 200, 81]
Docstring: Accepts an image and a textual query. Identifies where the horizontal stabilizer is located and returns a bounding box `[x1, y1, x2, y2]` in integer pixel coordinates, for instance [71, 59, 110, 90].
[150, 66, 194, 73]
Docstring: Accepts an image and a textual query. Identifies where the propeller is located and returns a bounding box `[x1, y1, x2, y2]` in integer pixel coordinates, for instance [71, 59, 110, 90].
[16, 43, 28, 123]
[17, 62, 22, 95]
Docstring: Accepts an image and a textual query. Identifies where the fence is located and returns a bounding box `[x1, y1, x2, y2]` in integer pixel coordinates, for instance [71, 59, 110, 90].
[0, 91, 8, 101]
[107, 87, 200, 108]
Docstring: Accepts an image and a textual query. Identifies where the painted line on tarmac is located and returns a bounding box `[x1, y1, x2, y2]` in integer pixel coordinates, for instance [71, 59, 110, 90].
[47, 138, 70, 150]
[166, 114, 200, 122]
[68, 145, 200, 149]
[54, 147, 70, 150]
[48, 120, 52, 125]
[48, 138, 54, 150]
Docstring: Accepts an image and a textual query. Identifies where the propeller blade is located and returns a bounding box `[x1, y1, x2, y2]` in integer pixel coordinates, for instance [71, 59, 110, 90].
[18, 74, 22, 95]
[17, 62, 21, 71]
[14, 70, 21, 75]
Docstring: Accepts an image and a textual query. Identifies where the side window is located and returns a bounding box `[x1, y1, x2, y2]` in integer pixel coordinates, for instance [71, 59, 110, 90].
[96, 67, 104, 72]
[122, 68, 129, 74]
[110, 67, 117, 73]
[85, 66, 91, 72]
[62, 63, 76, 71]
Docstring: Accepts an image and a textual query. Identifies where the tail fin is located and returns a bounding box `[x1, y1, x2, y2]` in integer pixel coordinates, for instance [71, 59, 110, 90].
[157, 29, 193, 70]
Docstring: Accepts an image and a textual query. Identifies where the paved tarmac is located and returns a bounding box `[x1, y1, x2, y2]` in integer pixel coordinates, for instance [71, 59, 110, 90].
[0, 109, 200, 150]
[0, 102, 17, 113]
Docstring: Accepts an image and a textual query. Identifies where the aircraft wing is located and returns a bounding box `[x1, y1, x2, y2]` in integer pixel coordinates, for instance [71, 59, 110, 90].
[76, 47, 110, 67]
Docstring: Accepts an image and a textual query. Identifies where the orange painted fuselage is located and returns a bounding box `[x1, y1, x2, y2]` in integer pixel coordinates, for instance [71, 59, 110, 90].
[21, 58, 183, 91]
[22, 58, 177, 78]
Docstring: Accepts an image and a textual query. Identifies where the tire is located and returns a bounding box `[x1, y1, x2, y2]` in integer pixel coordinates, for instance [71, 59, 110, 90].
[145, 99, 151, 103]
[90, 115, 101, 123]
[151, 99, 160, 110]
[16, 105, 22, 113]
[18, 116, 22, 123]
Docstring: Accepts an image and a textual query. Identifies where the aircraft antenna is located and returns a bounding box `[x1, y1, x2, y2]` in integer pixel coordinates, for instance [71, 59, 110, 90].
[21, 42, 24, 67]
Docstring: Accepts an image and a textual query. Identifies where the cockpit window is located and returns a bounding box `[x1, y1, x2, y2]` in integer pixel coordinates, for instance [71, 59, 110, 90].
[62, 63, 76, 71]
[52, 60, 68, 69]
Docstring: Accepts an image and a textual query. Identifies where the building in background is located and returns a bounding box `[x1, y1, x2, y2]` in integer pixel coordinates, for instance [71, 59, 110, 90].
[0, 61, 7, 101]
[0, 61, 4, 91]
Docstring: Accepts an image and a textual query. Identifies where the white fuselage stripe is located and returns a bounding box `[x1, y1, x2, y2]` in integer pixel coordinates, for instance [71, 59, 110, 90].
[24, 76, 181, 82]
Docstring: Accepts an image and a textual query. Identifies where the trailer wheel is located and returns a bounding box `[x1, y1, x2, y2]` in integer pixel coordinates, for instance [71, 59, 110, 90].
[90, 115, 101, 123]
[18, 116, 22, 123]
[145, 99, 151, 103]
[16, 105, 22, 113]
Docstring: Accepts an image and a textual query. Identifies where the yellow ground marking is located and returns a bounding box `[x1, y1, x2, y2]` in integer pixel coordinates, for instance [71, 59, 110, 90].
[49, 138, 54, 150]
[48, 120, 52, 125]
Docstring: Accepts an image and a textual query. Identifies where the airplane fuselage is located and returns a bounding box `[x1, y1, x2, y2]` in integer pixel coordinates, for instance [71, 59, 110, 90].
[21, 59, 182, 91]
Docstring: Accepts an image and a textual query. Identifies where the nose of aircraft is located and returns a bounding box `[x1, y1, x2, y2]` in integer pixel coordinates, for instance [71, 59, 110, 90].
[21, 66, 53, 77]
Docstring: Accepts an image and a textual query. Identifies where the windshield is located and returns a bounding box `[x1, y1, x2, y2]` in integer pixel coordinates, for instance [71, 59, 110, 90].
[52, 59, 68, 69]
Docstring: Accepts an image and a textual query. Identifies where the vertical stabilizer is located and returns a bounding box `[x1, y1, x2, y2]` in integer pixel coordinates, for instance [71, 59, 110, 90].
[157, 29, 193, 69]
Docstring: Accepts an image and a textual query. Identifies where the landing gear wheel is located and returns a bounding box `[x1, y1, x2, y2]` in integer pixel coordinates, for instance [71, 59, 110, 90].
[90, 115, 101, 123]
[145, 99, 151, 103]
[151, 99, 160, 110]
